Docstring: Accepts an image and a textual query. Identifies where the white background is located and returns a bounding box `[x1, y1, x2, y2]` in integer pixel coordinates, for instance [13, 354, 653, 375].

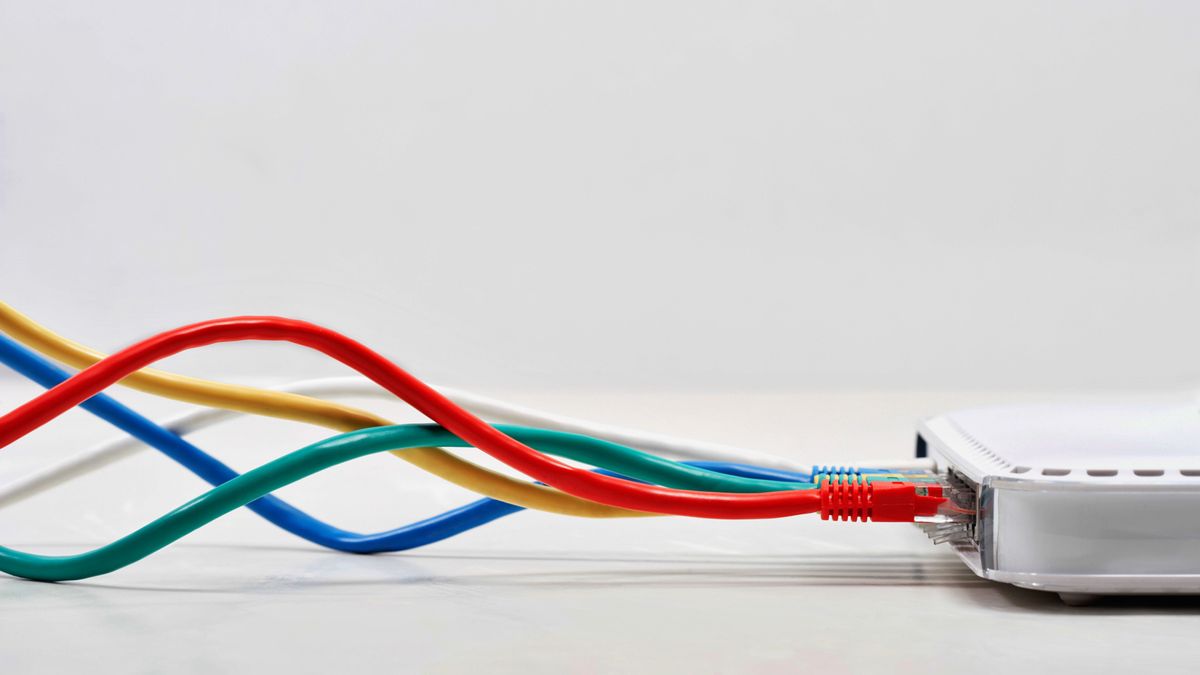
[1, 0, 1196, 390]
[2, 5, 1200, 672]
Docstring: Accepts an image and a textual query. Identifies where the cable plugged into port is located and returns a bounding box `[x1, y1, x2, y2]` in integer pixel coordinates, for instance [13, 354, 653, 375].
[916, 472, 978, 544]
[819, 479, 945, 522]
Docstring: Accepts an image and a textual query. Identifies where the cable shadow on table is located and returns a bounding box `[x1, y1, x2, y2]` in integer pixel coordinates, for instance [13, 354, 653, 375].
[0, 543, 987, 594]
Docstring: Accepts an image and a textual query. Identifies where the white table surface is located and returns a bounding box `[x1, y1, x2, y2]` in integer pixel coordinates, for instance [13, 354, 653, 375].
[1, 382, 1198, 674]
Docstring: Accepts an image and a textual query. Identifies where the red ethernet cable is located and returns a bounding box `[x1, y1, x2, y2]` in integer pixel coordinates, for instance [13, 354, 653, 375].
[0, 316, 941, 520]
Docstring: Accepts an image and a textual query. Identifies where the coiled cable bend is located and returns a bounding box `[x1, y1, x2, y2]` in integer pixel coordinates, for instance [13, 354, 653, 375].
[0, 334, 819, 560]
[0, 302, 636, 518]
[0, 315, 824, 518]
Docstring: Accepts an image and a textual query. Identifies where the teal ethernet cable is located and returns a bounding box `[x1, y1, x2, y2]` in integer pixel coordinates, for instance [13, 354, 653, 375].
[0, 334, 826, 561]
[0, 423, 819, 581]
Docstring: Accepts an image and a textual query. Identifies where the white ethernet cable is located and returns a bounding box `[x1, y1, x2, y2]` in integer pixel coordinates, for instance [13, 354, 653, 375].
[0, 376, 934, 509]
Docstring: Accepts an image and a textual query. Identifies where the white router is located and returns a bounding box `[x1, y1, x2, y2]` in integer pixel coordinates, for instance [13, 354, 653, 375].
[917, 397, 1200, 605]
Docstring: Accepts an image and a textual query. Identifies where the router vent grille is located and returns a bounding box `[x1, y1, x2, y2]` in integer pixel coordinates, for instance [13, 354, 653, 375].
[1021, 467, 1200, 479]
[941, 418, 1200, 481]
[945, 419, 1012, 471]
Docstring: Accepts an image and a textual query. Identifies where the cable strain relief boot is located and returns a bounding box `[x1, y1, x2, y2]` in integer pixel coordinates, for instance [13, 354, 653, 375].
[811, 465, 861, 478]
[819, 480, 945, 522]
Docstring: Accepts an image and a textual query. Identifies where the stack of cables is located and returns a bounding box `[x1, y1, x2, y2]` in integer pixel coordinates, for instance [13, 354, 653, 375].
[0, 302, 943, 581]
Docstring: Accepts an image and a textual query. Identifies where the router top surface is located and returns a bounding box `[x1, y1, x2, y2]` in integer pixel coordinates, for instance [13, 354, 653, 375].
[924, 398, 1200, 483]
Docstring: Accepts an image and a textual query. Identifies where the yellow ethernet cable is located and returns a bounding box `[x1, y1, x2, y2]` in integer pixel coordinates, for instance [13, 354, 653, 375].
[0, 301, 649, 518]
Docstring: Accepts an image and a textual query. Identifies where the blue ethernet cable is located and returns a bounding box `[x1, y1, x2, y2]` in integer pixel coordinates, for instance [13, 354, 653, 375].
[0, 333, 813, 553]
[0, 332, 527, 552]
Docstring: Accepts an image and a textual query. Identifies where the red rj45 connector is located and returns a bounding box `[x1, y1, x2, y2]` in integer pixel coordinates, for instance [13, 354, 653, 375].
[819, 480, 945, 522]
